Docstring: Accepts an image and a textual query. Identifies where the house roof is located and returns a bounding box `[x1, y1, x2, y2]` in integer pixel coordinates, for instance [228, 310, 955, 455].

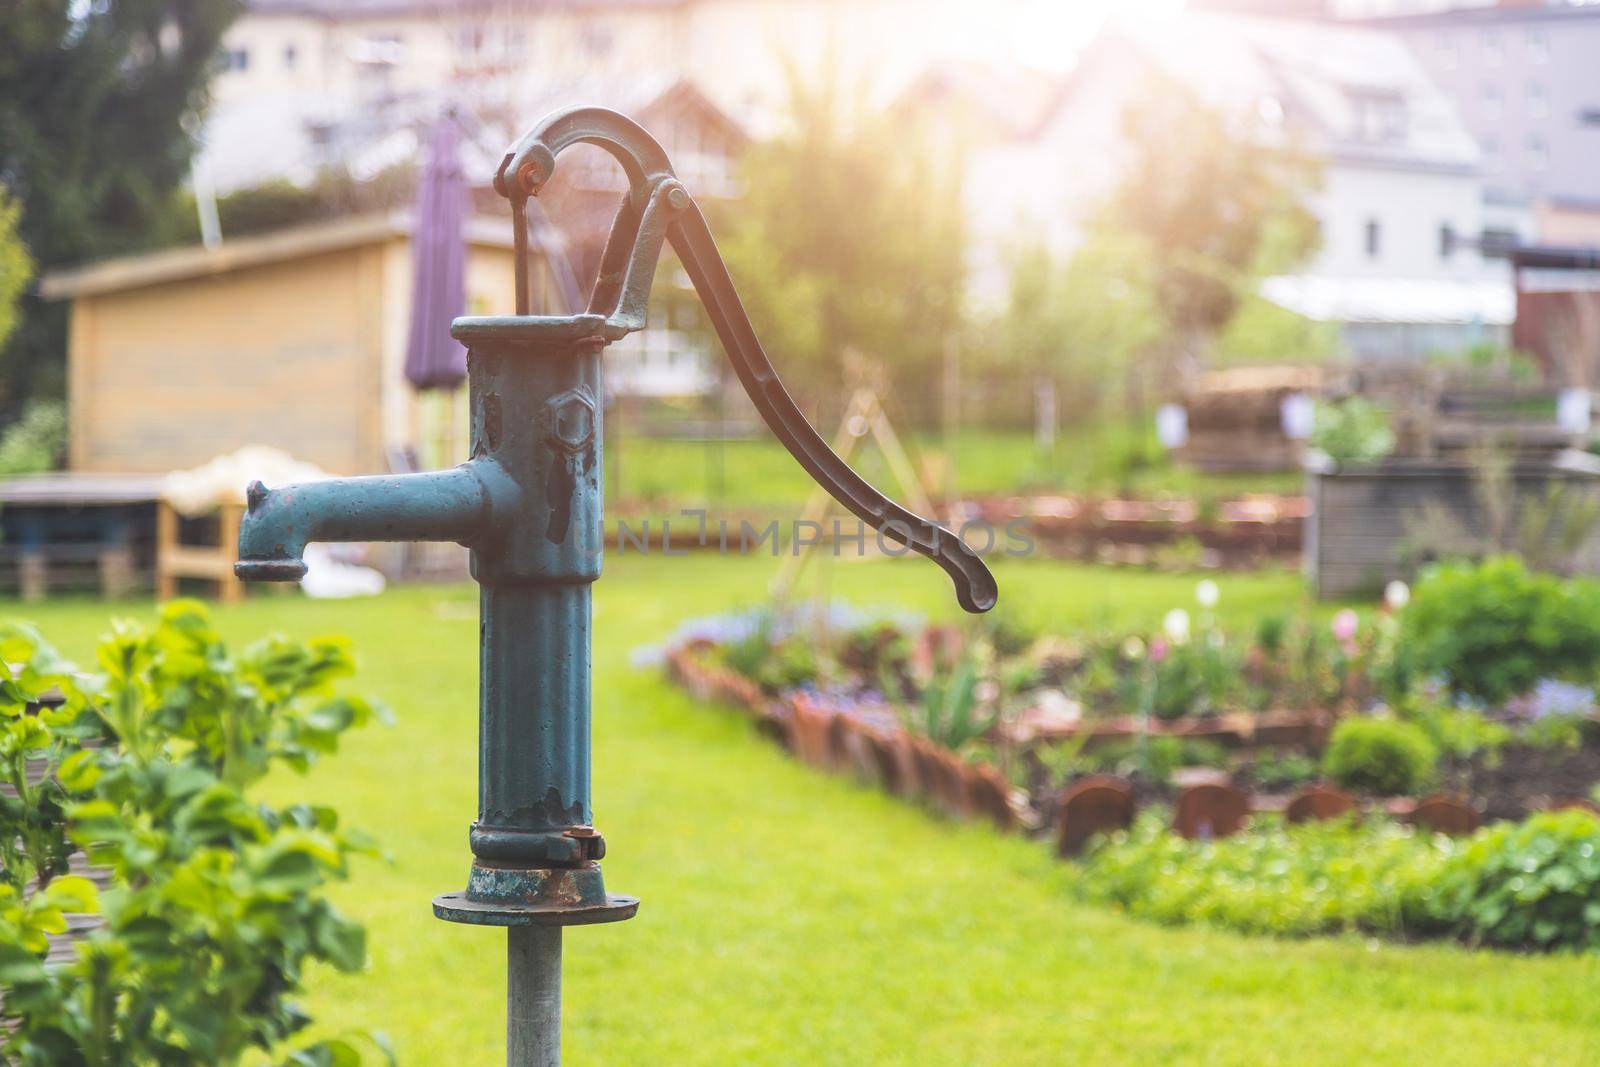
[893, 61, 1070, 143]
[39, 212, 528, 300]
[246, 0, 685, 17]
[197, 75, 743, 194]
[1345, 3, 1600, 30]
[1079, 10, 1481, 173]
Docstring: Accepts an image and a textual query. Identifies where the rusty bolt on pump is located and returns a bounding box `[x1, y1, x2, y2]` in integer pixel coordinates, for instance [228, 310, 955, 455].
[235, 106, 997, 1067]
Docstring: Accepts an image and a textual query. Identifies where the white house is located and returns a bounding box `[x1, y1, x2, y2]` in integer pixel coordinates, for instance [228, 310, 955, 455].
[954, 10, 1512, 360]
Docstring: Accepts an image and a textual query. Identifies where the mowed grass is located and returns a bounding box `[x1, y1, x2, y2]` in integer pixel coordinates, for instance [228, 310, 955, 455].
[10, 556, 1600, 1066]
[608, 425, 1302, 511]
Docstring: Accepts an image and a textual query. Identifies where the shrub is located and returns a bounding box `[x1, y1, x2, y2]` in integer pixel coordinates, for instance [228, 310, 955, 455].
[1395, 556, 1600, 706]
[1415, 809, 1600, 951]
[0, 603, 391, 1064]
[1311, 396, 1394, 465]
[1322, 716, 1438, 796]
[0, 400, 66, 477]
[1071, 811, 1453, 938]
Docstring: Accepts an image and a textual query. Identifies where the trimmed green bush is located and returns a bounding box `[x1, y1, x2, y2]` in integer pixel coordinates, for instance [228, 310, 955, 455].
[1395, 556, 1600, 706]
[1417, 808, 1600, 951]
[1322, 716, 1438, 796]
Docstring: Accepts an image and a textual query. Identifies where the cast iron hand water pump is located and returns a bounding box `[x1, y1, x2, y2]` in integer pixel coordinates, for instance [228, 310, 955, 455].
[234, 107, 998, 1065]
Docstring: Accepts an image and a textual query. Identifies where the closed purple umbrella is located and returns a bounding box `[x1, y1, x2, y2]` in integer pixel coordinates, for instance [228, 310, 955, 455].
[404, 113, 468, 391]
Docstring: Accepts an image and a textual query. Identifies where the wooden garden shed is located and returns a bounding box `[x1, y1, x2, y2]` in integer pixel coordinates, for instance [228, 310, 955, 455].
[41, 213, 550, 477]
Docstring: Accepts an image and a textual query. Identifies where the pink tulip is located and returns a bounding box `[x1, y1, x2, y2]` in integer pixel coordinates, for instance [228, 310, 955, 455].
[1332, 609, 1359, 643]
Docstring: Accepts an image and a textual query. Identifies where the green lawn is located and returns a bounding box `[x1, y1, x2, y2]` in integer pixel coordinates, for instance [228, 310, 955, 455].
[10, 557, 1600, 1065]
[608, 425, 1302, 512]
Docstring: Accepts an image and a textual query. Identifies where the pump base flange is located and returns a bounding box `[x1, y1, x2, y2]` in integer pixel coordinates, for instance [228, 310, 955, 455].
[432, 859, 638, 927]
[432, 891, 638, 927]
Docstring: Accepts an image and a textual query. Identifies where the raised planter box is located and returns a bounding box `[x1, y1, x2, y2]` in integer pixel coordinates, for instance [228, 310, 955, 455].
[1305, 453, 1600, 599]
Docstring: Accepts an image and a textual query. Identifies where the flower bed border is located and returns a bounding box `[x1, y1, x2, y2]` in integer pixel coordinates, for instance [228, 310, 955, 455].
[666, 641, 1021, 830]
[663, 641, 1547, 853]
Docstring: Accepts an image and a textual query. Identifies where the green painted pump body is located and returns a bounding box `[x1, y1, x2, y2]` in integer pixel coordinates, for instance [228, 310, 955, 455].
[235, 105, 998, 931]
[237, 313, 635, 924]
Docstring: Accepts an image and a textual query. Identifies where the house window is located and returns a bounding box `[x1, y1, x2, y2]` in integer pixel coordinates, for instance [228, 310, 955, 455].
[1365, 218, 1382, 260]
[1484, 135, 1500, 172]
[1482, 83, 1502, 120]
[1436, 32, 1457, 70]
[1439, 223, 1455, 260]
[222, 46, 249, 71]
[1527, 27, 1549, 64]
[1528, 82, 1549, 119]
[1528, 135, 1550, 170]
[283, 43, 297, 68]
[1582, 108, 1600, 128]
[1349, 89, 1407, 143]
[1482, 29, 1503, 67]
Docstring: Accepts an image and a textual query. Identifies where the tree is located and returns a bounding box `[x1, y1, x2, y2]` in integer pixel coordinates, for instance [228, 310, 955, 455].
[713, 66, 967, 424]
[1097, 76, 1320, 376]
[987, 231, 1168, 424]
[0, 0, 241, 405]
[0, 184, 32, 352]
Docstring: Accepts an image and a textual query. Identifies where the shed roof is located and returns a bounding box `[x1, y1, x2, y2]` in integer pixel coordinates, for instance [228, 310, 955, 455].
[39, 212, 526, 300]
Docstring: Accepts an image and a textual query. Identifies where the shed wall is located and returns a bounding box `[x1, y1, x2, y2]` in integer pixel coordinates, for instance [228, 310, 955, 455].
[69, 244, 382, 476]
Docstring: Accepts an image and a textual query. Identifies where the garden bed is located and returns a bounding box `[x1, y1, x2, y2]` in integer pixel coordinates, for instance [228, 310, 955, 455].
[661, 559, 1600, 950]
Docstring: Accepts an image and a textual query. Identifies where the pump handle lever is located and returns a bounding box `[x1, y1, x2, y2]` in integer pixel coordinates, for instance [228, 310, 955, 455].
[497, 107, 997, 614]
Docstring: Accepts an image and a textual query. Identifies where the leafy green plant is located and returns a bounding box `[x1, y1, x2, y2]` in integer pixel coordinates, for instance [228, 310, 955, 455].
[1416, 809, 1600, 951]
[1395, 557, 1600, 705]
[1521, 712, 1590, 752]
[1082, 736, 1229, 788]
[1144, 640, 1236, 720]
[902, 657, 994, 751]
[1311, 396, 1394, 465]
[1071, 811, 1453, 938]
[719, 611, 777, 681]
[1074, 807, 1600, 950]
[1322, 716, 1438, 796]
[1250, 749, 1320, 791]
[1406, 702, 1510, 768]
[716, 612, 819, 695]
[0, 603, 391, 1065]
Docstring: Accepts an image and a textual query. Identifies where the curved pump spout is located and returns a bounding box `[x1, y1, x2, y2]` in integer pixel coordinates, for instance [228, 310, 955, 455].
[234, 460, 506, 582]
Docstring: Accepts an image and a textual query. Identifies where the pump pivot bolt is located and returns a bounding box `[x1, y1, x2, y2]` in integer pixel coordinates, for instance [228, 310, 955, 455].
[547, 389, 596, 453]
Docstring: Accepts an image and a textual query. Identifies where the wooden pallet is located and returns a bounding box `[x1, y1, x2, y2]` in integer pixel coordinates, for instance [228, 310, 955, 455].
[155, 500, 244, 602]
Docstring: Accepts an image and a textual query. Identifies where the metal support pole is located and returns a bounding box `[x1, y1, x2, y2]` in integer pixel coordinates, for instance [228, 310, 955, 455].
[508, 927, 562, 1067]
